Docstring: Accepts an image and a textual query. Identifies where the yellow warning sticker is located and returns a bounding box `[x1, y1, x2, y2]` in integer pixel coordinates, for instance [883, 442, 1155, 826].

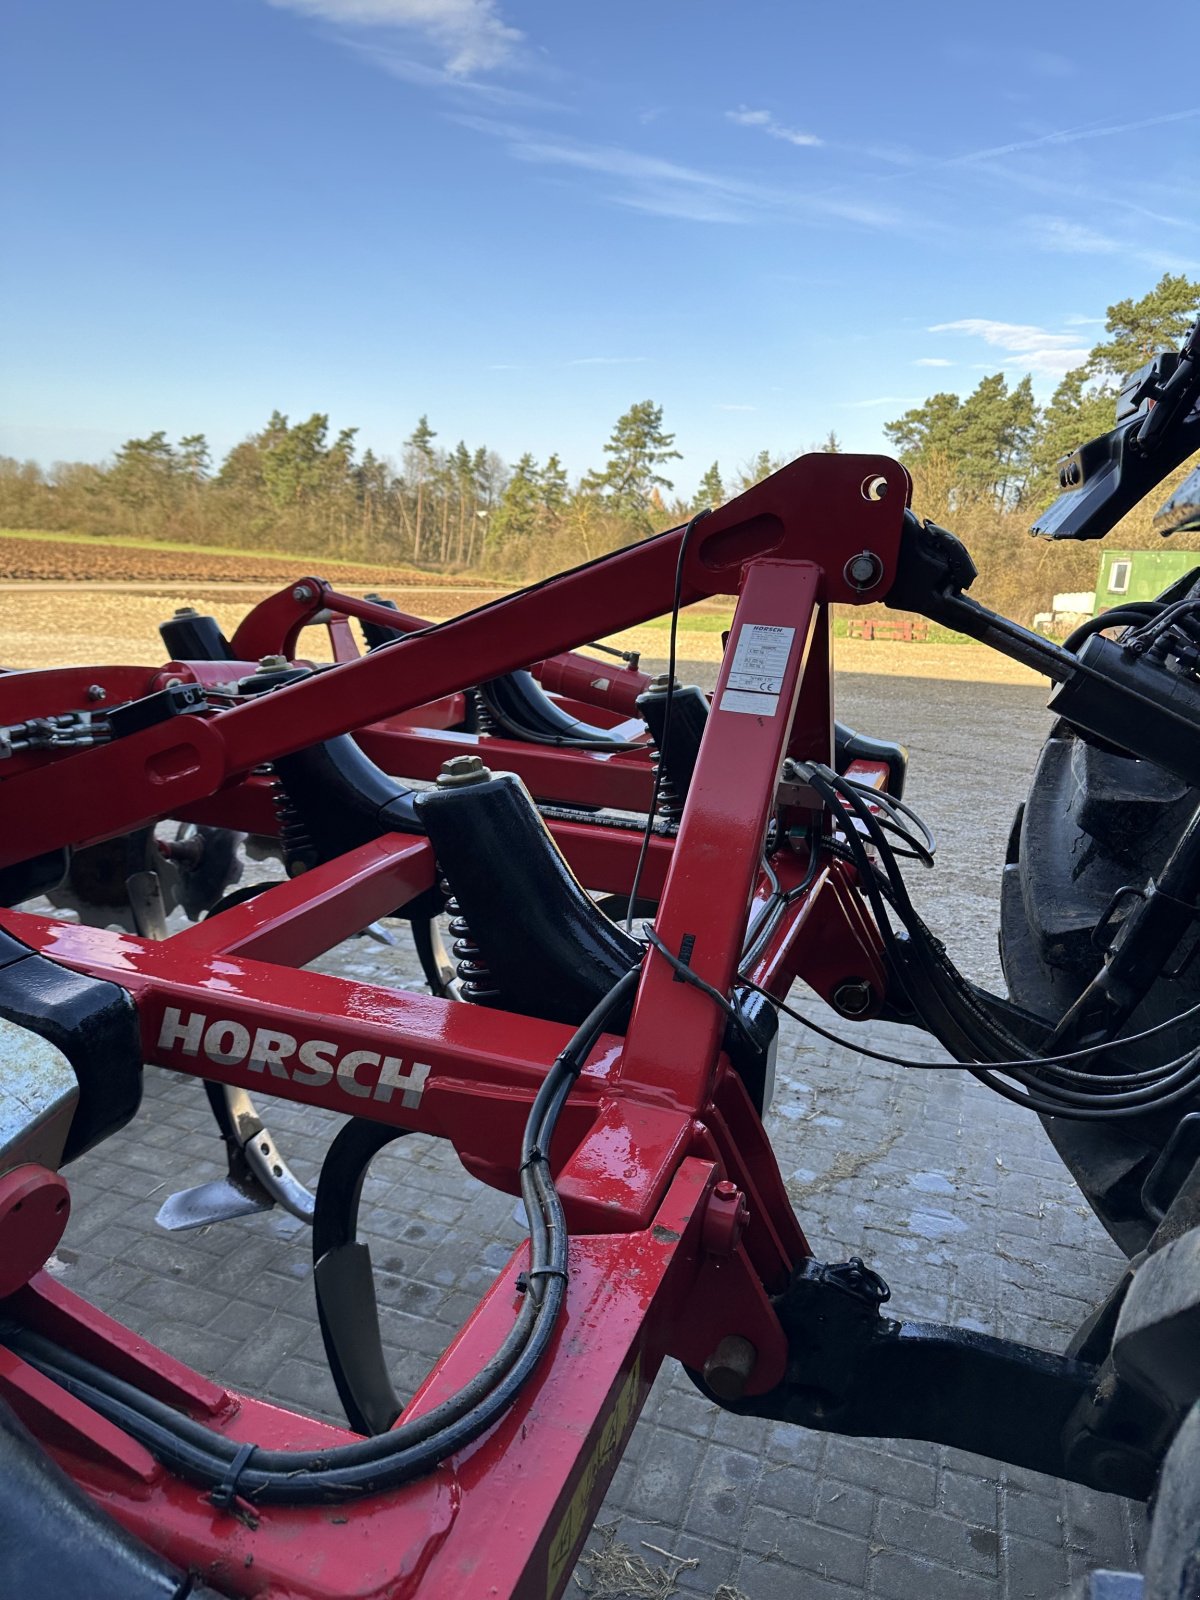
[545, 1354, 643, 1598]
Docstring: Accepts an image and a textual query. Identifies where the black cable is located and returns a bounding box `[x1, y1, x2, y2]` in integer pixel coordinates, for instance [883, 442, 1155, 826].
[1063, 604, 1161, 653]
[644, 927, 744, 1027]
[773, 762, 1200, 1120]
[1121, 598, 1200, 657]
[736, 971, 1200, 1079]
[625, 509, 711, 931]
[2, 969, 641, 1505]
[841, 782, 936, 866]
[642, 879, 1192, 1120]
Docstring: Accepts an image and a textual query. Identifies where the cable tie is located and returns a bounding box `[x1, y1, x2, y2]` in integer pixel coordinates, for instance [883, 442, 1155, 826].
[672, 932, 697, 982]
[524, 1265, 568, 1285]
[209, 1441, 258, 1513]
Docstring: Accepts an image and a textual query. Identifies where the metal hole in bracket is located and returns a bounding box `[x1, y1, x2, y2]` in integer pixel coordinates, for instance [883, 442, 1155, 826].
[861, 475, 889, 502]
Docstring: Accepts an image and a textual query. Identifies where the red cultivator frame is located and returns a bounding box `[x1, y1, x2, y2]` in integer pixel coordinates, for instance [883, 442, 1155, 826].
[3, 437, 1200, 1598]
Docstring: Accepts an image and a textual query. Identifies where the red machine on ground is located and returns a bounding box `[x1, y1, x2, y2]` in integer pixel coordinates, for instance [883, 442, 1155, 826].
[1, 322, 1200, 1599]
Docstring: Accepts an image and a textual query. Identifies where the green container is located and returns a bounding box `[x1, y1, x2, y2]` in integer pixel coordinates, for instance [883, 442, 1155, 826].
[1096, 548, 1200, 605]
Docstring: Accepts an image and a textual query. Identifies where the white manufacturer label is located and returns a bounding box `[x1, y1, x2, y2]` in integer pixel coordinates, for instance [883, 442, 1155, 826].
[718, 688, 776, 716]
[719, 623, 795, 717]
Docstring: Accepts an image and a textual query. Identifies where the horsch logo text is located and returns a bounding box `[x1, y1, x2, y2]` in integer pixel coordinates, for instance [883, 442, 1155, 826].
[157, 1007, 430, 1107]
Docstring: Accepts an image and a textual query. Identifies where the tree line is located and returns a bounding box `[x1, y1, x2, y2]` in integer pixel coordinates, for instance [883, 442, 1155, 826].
[0, 399, 753, 581]
[881, 273, 1199, 620]
[0, 273, 1195, 622]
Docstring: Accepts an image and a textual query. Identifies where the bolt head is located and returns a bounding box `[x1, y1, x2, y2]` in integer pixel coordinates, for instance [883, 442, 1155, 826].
[437, 753, 492, 788]
[292, 584, 314, 603]
[85, 684, 106, 703]
[833, 979, 873, 1017]
[844, 550, 884, 591]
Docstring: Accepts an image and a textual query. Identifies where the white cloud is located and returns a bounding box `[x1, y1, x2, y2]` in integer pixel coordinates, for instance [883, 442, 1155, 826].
[726, 106, 822, 148]
[266, 0, 522, 74]
[929, 318, 1089, 379]
[451, 116, 899, 228]
[356, 47, 562, 107]
[913, 357, 953, 367]
[1026, 215, 1120, 255]
[948, 104, 1200, 167]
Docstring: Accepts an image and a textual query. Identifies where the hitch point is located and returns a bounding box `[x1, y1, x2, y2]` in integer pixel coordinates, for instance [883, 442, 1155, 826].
[703, 1335, 757, 1401]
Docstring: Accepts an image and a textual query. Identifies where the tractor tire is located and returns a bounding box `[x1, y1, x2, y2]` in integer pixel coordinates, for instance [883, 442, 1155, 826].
[999, 573, 1200, 1257]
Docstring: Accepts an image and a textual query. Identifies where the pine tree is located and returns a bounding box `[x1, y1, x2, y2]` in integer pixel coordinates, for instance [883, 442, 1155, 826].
[1089, 273, 1200, 380]
[489, 453, 541, 563]
[696, 461, 724, 510]
[404, 415, 438, 561]
[581, 400, 682, 533]
[177, 434, 211, 481]
[540, 452, 569, 515]
[736, 450, 778, 493]
[109, 431, 178, 529]
[884, 374, 1035, 503]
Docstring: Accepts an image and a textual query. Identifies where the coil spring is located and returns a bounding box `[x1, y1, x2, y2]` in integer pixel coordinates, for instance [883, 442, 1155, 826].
[271, 776, 318, 876]
[650, 746, 685, 825]
[440, 879, 502, 1004]
[472, 688, 498, 735]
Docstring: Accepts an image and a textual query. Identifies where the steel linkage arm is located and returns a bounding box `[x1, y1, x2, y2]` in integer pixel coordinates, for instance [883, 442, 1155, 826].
[687, 1247, 1199, 1503]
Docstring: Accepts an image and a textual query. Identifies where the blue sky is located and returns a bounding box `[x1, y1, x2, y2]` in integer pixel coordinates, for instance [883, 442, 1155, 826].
[2, 0, 1198, 496]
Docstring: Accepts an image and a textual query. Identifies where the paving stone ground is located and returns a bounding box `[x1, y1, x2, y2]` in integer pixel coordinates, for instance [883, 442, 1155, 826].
[47, 666, 1147, 1598]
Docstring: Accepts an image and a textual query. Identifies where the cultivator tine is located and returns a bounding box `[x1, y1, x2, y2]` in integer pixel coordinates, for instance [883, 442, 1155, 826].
[156, 1085, 315, 1232]
[127, 862, 318, 1233]
[125, 869, 170, 942]
[154, 1170, 276, 1231]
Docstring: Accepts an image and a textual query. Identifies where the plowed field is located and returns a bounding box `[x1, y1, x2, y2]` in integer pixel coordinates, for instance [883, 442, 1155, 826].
[0, 535, 476, 587]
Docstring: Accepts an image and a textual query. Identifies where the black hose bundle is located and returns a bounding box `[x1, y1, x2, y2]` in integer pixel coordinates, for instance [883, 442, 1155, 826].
[760, 764, 1200, 1123]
